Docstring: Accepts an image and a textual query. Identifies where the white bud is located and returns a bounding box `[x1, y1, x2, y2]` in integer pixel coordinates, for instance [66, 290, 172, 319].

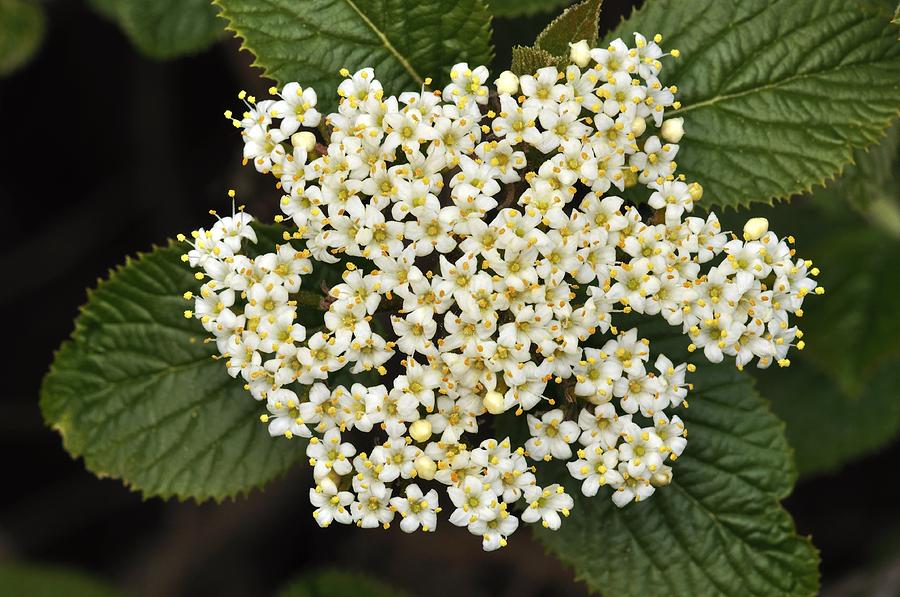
[483, 390, 506, 415]
[650, 468, 673, 488]
[569, 39, 592, 68]
[660, 117, 685, 143]
[631, 116, 647, 137]
[291, 131, 317, 153]
[414, 455, 437, 480]
[495, 70, 519, 95]
[409, 419, 432, 443]
[315, 470, 340, 494]
[743, 217, 769, 241]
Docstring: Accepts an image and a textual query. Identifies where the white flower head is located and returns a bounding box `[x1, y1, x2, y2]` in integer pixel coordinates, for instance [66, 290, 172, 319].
[184, 36, 820, 550]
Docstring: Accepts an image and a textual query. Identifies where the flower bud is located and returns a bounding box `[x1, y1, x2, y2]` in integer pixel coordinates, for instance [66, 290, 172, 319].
[660, 117, 685, 143]
[316, 470, 341, 494]
[495, 70, 519, 95]
[631, 116, 647, 137]
[569, 40, 592, 68]
[414, 455, 437, 480]
[650, 468, 673, 488]
[291, 131, 317, 153]
[743, 217, 769, 241]
[688, 182, 703, 201]
[483, 390, 506, 414]
[409, 419, 433, 442]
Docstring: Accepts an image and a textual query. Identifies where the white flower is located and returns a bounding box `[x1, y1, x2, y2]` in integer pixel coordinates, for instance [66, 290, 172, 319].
[366, 384, 419, 437]
[272, 82, 321, 134]
[618, 422, 664, 479]
[630, 135, 677, 184]
[521, 484, 574, 529]
[264, 388, 310, 439]
[610, 465, 656, 507]
[520, 67, 573, 117]
[577, 403, 624, 448]
[370, 438, 420, 482]
[469, 503, 519, 551]
[568, 445, 621, 497]
[352, 484, 395, 529]
[591, 39, 639, 81]
[525, 409, 580, 461]
[448, 475, 499, 526]
[296, 332, 348, 382]
[444, 63, 490, 107]
[310, 483, 353, 527]
[306, 428, 357, 480]
[648, 180, 693, 222]
[390, 484, 440, 532]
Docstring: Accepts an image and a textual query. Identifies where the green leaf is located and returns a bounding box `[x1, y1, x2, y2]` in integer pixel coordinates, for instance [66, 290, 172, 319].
[0, 563, 122, 597]
[534, 0, 602, 57]
[757, 356, 900, 477]
[800, 218, 900, 395]
[489, 0, 571, 18]
[213, 0, 494, 113]
[723, 184, 900, 475]
[605, 0, 900, 210]
[500, 321, 819, 597]
[0, 0, 45, 76]
[86, 0, 121, 21]
[511, 45, 563, 75]
[279, 569, 411, 597]
[817, 120, 900, 237]
[40, 225, 308, 502]
[114, 0, 223, 59]
[742, 195, 900, 397]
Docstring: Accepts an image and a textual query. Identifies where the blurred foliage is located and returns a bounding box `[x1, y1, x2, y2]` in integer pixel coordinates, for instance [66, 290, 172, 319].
[279, 569, 412, 597]
[0, 562, 123, 597]
[88, 0, 222, 58]
[0, 0, 45, 76]
[722, 124, 900, 476]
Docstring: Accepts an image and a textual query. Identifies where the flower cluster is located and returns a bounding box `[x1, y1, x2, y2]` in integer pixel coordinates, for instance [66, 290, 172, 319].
[181, 34, 821, 550]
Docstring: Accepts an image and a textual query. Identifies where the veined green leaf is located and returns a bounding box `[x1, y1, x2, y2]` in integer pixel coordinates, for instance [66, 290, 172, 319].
[214, 0, 494, 113]
[40, 225, 308, 502]
[534, 0, 602, 57]
[605, 0, 900, 209]
[510, 0, 601, 74]
[498, 321, 819, 597]
[511, 45, 564, 75]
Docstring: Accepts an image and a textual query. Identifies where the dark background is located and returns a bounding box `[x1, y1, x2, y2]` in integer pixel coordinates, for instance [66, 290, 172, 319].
[2, 1, 899, 595]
